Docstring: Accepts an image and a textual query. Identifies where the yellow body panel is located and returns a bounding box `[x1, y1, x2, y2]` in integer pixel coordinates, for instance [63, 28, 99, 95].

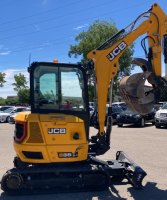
[15, 111, 30, 122]
[14, 143, 88, 163]
[14, 113, 88, 163]
[13, 143, 50, 163]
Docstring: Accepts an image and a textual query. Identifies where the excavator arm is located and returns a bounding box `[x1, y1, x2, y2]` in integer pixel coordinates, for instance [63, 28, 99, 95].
[87, 2, 167, 136]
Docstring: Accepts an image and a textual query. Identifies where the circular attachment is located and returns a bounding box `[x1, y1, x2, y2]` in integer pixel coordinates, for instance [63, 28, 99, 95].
[6, 175, 22, 189]
[73, 132, 79, 140]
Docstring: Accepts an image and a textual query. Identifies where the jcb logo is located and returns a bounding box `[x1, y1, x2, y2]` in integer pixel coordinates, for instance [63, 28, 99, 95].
[107, 41, 127, 61]
[48, 128, 66, 134]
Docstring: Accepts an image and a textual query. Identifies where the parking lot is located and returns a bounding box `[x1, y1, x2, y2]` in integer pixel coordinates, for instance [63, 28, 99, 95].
[0, 122, 166, 200]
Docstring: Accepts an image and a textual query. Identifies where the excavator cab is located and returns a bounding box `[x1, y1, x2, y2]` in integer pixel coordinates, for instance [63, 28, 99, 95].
[30, 62, 89, 126]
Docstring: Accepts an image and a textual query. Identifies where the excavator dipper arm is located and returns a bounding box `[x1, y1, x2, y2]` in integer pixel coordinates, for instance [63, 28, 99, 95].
[87, 2, 167, 136]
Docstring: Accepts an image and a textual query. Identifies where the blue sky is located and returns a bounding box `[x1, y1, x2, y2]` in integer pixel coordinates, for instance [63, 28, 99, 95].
[0, 0, 167, 99]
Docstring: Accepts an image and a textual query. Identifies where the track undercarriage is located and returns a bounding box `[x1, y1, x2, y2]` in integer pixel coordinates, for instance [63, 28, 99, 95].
[1, 151, 146, 196]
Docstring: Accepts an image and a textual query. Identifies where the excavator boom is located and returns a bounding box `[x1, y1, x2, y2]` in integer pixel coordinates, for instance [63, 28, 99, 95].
[87, 2, 167, 135]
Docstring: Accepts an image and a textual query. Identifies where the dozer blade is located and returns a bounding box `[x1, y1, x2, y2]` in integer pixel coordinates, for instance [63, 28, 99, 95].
[116, 151, 147, 189]
[119, 72, 155, 115]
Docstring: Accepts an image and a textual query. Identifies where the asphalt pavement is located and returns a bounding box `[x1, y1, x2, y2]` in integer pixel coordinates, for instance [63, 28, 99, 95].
[0, 122, 166, 200]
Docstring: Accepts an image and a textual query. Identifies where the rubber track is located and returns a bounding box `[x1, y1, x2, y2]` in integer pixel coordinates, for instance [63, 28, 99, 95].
[1, 163, 110, 196]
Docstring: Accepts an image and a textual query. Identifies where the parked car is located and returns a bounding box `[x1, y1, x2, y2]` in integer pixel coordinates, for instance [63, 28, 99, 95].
[0, 107, 26, 123]
[9, 107, 31, 123]
[116, 108, 156, 127]
[0, 106, 14, 113]
[90, 106, 123, 127]
[10, 102, 21, 106]
[23, 107, 31, 111]
[89, 102, 95, 108]
[154, 102, 167, 111]
[89, 106, 94, 118]
[105, 106, 123, 124]
[155, 103, 167, 128]
[112, 102, 127, 111]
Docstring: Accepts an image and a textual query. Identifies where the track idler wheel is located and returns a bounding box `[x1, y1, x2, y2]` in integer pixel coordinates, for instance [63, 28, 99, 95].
[2, 173, 23, 191]
[6, 175, 22, 189]
[119, 72, 155, 115]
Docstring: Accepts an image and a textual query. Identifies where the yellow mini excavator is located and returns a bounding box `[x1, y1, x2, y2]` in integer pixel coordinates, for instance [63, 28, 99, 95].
[1, 2, 167, 195]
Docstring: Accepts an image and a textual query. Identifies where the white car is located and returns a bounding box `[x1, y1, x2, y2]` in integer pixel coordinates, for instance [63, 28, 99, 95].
[0, 107, 26, 123]
[155, 104, 167, 128]
[9, 107, 31, 123]
[0, 106, 14, 113]
[89, 106, 94, 118]
[89, 102, 95, 108]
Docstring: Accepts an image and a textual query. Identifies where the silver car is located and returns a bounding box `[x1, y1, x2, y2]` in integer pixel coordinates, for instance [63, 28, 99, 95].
[9, 107, 31, 123]
[0, 107, 26, 123]
[0, 106, 14, 113]
[155, 104, 167, 128]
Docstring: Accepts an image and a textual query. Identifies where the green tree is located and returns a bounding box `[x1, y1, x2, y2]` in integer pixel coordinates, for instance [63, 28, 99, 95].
[68, 19, 135, 100]
[0, 72, 6, 87]
[0, 97, 6, 105]
[44, 91, 55, 102]
[18, 89, 30, 104]
[12, 73, 28, 92]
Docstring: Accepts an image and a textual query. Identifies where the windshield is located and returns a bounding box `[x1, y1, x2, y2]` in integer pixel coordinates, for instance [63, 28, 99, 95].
[162, 104, 167, 109]
[105, 106, 123, 113]
[33, 65, 86, 112]
[112, 107, 123, 112]
[24, 108, 31, 111]
[0, 107, 9, 111]
[3, 108, 13, 113]
[125, 108, 131, 112]
[154, 103, 163, 111]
